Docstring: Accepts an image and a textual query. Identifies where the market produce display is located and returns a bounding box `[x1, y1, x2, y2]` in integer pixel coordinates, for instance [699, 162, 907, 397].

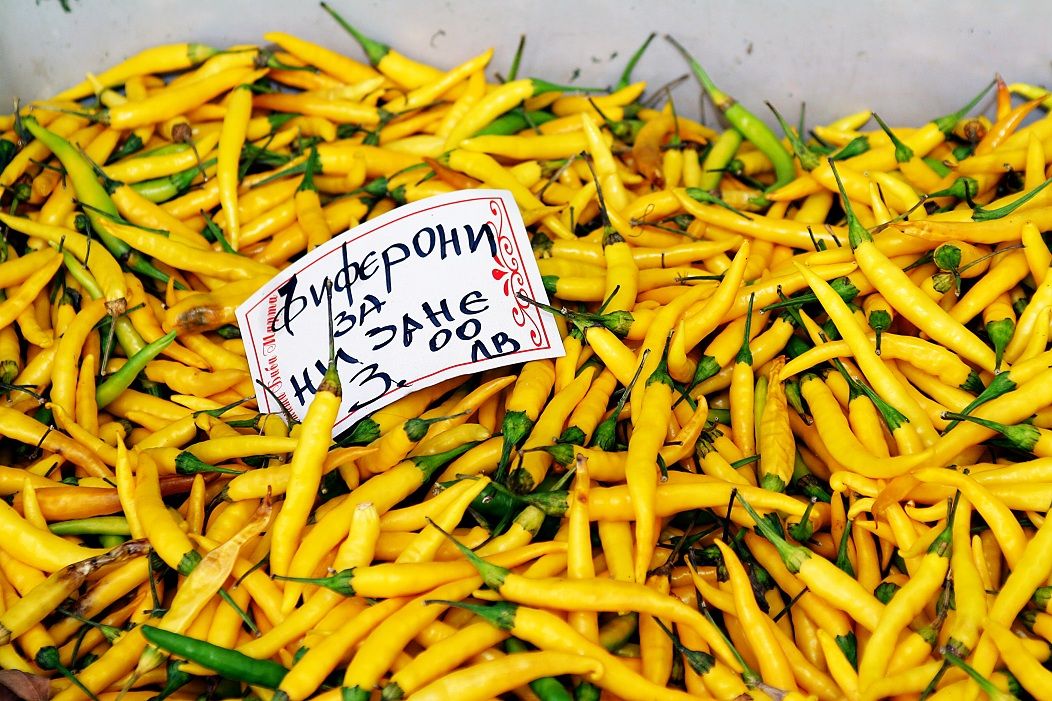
[2, 3, 1052, 699]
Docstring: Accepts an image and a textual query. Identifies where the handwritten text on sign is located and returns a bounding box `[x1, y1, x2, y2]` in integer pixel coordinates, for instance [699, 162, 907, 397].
[237, 190, 564, 434]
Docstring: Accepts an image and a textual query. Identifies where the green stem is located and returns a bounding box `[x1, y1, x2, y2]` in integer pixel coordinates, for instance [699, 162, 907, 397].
[941, 651, 1014, 701]
[940, 412, 1039, 452]
[494, 409, 533, 484]
[653, 618, 714, 676]
[932, 79, 997, 134]
[403, 411, 468, 442]
[298, 145, 321, 192]
[320, 2, 390, 65]
[734, 294, 755, 366]
[425, 518, 510, 590]
[826, 135, 870, 161]
[506, 34, 526, 81]
[338, 417, 381, 446]
[944, 371, 1017, 431]
[971, 175, 1052, 222]
[35, 647, 101, 701]
[665, 35, 795, 190]
[828, 161, 872, 248]
[615, 32, 657, 92]
[871, 113, 914, 163]
[684, 187, 751, 219]
[834, 514, 855, 577]
[423, 598, 519, 631]
[985, 318, 1015, 373]
[760, 277, 860, 312]
[529, 78, 604, 96]
[767, 101, 820, 171]
[734, 492, 810, 573]
[175, 452, 243, 475]
[592, 349, 650, 451]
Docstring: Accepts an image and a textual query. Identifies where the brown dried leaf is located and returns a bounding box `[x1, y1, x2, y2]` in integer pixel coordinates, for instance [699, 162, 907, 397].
[0, 670, 50, 701]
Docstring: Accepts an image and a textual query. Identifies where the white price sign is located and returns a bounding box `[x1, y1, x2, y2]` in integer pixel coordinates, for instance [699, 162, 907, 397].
[237, 189, 564, 434]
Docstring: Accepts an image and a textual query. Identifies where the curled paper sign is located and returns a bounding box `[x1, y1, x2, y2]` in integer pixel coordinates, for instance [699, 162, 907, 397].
[236, 189, 564, 435]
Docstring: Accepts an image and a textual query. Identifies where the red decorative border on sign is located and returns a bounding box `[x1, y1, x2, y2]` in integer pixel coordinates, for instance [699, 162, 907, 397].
[489, 198, 544, 347]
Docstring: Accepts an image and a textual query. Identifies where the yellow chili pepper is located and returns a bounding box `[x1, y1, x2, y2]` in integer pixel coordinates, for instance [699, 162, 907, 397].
[106, 68, 264, 129]
[269, 353, 341, 579]
[758, 356, 793, 491]
[215, 84, 253, 250]
[858, 519, 950, 688]
[715, 539, 797, 690]
[626, 340, 677, 583]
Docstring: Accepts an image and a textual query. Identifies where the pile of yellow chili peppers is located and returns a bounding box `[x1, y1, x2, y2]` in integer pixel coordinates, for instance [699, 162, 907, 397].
[3, 5, 1052, 699]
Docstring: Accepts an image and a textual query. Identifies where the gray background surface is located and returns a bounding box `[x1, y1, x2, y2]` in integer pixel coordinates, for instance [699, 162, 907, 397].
[3, 1, 1050, 127]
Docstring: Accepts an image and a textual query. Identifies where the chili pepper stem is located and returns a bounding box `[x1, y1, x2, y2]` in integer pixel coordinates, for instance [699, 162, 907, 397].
[663, 36, 731, 110]
[941, 651, 1014, 701]
[940, 411, 1039, 451]
[768, 101, 820, 170]
[425, 517, 510, 589]
[871, 112, 914, 163]
[932, 78, 997, 134]
[615, 32, 656, 92]
[734, 492, 809, 572]
[319, 2, 389, 65]
[36, 647, 102, 701]
[828, 161, 873, 249]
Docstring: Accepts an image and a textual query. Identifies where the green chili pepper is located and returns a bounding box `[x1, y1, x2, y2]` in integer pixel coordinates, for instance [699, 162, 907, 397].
[140, 625, 289, 688]
[96, 330, 177, 408]
[574, 681, 601, 701]
[49, 517, 131, 537]
[666, 35, 795, 191]
[474, 110, 556, 137]
[19, 116, 170, 284]
[131, 157, 217, 203]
